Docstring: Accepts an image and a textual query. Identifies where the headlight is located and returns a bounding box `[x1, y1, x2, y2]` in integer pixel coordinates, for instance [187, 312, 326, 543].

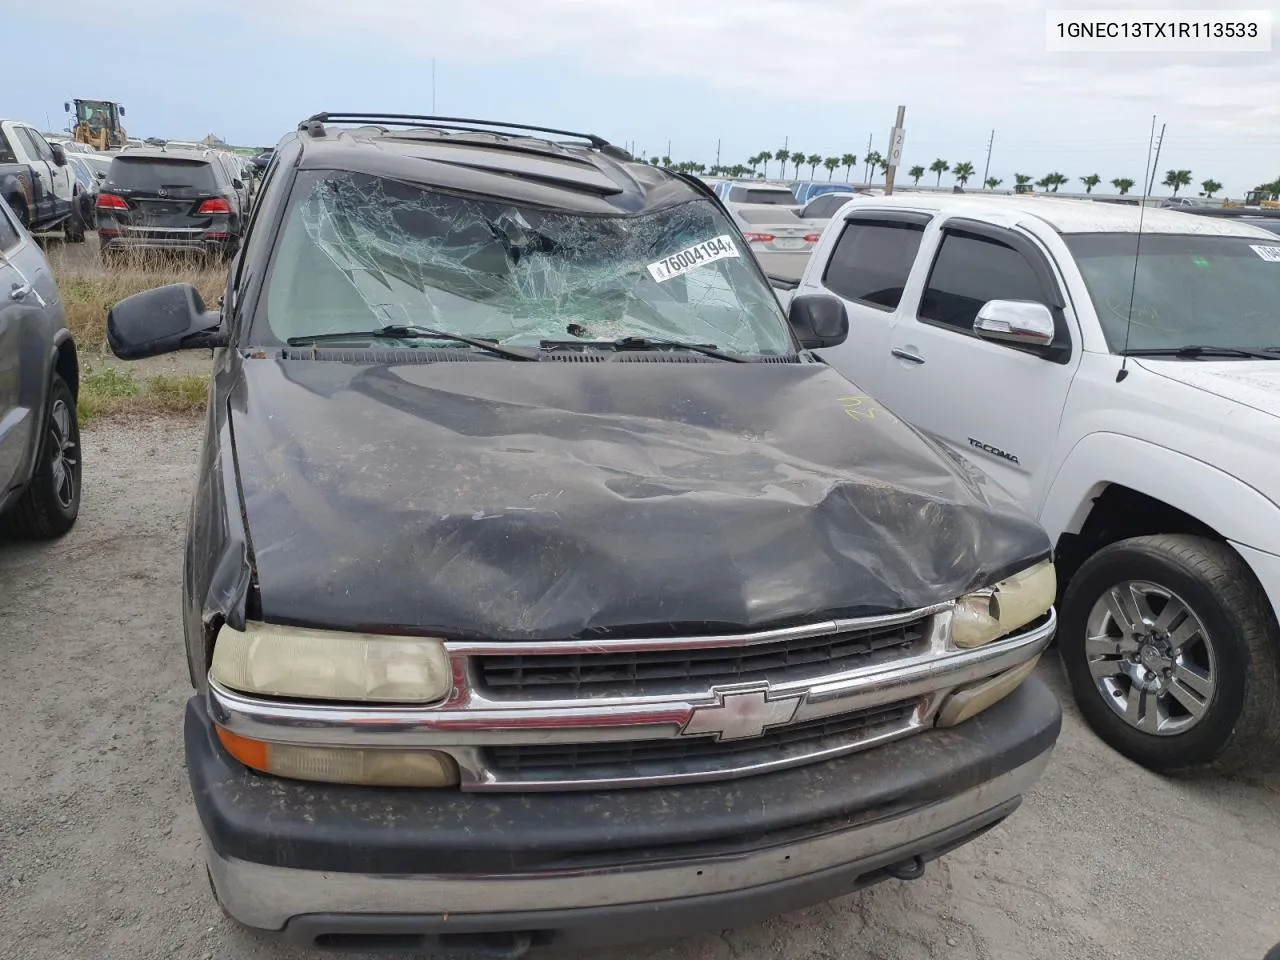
[951, 560, 1056, 649]
[209, 621, 452, 703]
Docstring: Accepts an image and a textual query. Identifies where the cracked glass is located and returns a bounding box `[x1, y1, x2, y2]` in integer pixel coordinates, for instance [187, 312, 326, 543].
[262, 171, 792, 355]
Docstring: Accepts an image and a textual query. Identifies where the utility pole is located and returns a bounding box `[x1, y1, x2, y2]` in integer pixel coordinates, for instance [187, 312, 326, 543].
[1147, 123, 1166, 197]
[864, 133, 874, 183]
[666, 139, 671, 160]
[981, 129, 995, 189]
[432, 59, 437, 113]
[883, 105, 906, 196]
[715, 138, 721, 167]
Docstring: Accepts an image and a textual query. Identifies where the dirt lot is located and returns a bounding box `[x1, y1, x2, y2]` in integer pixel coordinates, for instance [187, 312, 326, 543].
[2, 418, 1279, 960]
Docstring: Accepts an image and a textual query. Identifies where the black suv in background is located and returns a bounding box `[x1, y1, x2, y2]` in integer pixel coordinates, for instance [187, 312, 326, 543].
[96, 149, 245, 261]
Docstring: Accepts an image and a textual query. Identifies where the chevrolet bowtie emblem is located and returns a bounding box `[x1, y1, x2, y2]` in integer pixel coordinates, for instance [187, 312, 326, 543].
[682, 688, 802, 741]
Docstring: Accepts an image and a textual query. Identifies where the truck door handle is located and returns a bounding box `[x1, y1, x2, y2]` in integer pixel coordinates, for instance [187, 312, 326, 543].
[9, 283, 32, 302]
[891, 348, 925, 365]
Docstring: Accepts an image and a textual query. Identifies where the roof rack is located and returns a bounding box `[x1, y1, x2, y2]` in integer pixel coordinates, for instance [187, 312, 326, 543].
[299, 113, 615, 150]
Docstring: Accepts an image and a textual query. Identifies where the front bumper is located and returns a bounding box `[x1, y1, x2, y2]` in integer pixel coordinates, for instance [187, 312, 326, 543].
[189, 675, 1061, 952]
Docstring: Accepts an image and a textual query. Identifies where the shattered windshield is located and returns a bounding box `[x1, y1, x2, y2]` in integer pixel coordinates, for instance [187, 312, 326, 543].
[260, 170, 793, 355]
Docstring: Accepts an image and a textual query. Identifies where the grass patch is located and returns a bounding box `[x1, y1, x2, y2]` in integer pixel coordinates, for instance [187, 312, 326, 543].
[45, 245, 226, 353]
[79, 367, 208, 425]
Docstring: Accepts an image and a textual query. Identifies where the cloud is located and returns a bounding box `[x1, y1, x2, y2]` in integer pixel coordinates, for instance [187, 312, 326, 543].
[45, 0, 1280, 189]
[177, 0, 1276, 130]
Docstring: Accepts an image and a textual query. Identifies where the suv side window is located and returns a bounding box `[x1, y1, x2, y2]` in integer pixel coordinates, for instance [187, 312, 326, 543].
[821, 219, 925, 310]
[918, 229, 1048, 330]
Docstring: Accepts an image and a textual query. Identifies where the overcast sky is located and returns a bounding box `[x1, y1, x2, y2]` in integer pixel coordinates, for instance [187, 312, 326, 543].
[16, 0, 1280, 195]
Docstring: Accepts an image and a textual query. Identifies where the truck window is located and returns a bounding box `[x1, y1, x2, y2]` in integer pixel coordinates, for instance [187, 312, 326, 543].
[919, 231, 1046, 330]
[15, 128, 54, 164]
[0, 131, 15, 164]
[821, 219, 925, 310]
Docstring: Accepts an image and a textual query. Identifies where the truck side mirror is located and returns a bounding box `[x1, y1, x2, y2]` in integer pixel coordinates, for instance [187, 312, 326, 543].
[48, 142, 68, 166]
[973, 300, 1054, 348]
[119, 107, 126, 116]
[107, 283, 228, 360]
[64, 102, 71, 113]
[787, 294, 848, 350]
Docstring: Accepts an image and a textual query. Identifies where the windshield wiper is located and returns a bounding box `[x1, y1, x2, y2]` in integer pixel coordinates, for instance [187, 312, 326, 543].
[286, 324, 539, 361]
[541, 336, 747, 363]
[1122, 345, 1280, 361]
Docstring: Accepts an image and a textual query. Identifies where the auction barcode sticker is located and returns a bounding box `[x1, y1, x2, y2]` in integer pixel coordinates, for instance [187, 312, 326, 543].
[647, 235, 740, 283]
[1251, 245, 1280, 262]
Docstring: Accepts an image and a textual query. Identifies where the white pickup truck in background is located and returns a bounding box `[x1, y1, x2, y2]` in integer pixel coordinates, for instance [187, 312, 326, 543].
[0, 119, 80, 239]
[774, 194, 1280, 774]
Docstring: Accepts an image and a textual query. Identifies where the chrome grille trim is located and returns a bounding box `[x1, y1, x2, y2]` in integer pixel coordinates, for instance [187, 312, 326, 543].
[205, 607, 1057, 791]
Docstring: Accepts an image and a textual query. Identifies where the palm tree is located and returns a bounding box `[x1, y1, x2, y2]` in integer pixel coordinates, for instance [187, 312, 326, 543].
[1014, 173, 1033, 189]
[1111, 177, 1135, 195]
[1080, 173, 1101, 194]
[909, 164, 926, 186]
[1162, 168, 1192, 196]
[1044, 172, 1068, 192]
[1035, 175, 1052, 190]
[774, 148, 790, 180]
[823, 157, 840, 180]
[841, 153, 857, 181]
[929, 158, 949, 186]
[649, 157, 660, 166]
[864, 151, 884, 182]
[660, 155, 672, 168]
[790, 152, 805, 179]
[985, 176, 1003, 190]
[952, 161, 975, 187]
[806, 153, 822, 178]
[1200, 178, 1222, 198]
[752, 151, 772, 177]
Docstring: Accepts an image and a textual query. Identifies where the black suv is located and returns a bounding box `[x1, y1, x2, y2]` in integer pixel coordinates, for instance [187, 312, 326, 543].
[0, 196, 81, 539]
[105, 114, 1061, 956]
[96, 148, 245, 262]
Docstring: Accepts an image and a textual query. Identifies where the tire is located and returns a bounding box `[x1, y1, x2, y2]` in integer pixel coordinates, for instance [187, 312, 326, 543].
[1, 375, 81, 539]
[65, 202, 86, 243]
[1059, 534, 1280, 774]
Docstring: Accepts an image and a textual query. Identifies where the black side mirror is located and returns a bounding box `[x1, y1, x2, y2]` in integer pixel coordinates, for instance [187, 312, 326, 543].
[787, 294, 848, 350]
[107, 283, 228, 360]
[49, 142, 67, 166]
[232, 178, 244, 190]
[119, 106, 126, 117]
[64, 102, 71, 113]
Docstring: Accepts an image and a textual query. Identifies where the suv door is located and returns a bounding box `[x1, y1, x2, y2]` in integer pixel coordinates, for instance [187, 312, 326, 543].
[0, 198, 38, 493]
[876, 219, 1081, 506]
[805, 210, 931, 396]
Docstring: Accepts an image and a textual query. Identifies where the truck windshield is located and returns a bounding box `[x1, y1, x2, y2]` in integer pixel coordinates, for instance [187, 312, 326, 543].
[1062, 232, 1280, 354]
[261, 170, 793, 355]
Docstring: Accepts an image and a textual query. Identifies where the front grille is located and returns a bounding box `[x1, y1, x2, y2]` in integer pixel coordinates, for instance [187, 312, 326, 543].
[485, 699, 917, 775]
[476, 619, 928, 698]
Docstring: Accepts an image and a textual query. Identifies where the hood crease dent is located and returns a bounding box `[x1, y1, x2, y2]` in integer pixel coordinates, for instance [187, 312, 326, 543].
[228, 360, 1050, 641]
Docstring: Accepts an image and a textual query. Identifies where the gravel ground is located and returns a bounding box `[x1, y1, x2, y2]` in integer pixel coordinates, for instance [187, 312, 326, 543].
[2, 418, 1279, 960]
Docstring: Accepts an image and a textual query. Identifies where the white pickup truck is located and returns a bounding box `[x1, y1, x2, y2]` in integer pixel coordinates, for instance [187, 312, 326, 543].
[0, 119, 81, 239]
[773, 194, 1280, 773]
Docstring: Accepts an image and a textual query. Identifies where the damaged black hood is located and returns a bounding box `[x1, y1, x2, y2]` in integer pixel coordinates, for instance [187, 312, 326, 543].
[227, 357, 1050, 640]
